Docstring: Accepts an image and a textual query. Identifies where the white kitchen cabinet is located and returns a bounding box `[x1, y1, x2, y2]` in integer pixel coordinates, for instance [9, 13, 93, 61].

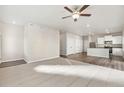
[104, 35, 112, 41]
[112, 48, 123, 56]
[97, 37, 104, 44]
[112, 36, 122, 44]
[87, 48, 109, 58]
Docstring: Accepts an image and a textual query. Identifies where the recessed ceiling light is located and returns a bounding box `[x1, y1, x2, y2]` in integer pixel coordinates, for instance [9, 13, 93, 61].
[106, 31, 110, 34]
[12, 21, 16, 24]
[105, 29, 110, 34]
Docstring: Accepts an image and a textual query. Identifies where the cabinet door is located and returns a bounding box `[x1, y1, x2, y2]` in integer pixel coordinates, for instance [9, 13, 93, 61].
[112, 48, 123, 56]
[104, 35, 112, 41]
[112, 36, 122, 44]
[97, 37, 104, 44]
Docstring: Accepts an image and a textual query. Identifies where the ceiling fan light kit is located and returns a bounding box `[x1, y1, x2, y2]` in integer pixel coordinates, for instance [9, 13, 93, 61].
[62, 5, 91, 22]
[72, 13, 80, 21]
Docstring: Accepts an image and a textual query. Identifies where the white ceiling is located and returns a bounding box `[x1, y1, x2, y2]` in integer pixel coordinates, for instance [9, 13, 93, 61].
[0, 5, 124, 36]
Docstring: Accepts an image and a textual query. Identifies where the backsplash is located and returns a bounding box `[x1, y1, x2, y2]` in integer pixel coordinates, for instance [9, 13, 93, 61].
[112, 44, 122, 48]
[96, 44, 122, 48]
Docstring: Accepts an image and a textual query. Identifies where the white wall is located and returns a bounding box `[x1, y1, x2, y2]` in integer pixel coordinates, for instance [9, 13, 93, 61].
[0, 22, 24, 62]
[24, 23, 60, 63]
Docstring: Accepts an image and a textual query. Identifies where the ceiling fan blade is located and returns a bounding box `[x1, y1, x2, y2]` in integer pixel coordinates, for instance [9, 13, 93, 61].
[64, 6, 73, 13]
[79, 5, 90, 13]
[62, 15, 72, 19]
[80, 14, 91, 16]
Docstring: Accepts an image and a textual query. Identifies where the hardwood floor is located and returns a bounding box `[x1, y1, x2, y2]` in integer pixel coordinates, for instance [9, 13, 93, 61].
[0, 60, 27, 68]
[66, 52, 124, 71]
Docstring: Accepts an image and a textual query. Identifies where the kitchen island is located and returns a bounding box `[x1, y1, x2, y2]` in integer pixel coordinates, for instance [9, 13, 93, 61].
[87, 48, 110, 58]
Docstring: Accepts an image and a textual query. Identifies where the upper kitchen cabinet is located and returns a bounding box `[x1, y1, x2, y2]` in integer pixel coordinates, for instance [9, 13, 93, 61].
[112, 36, 122, 44]
[104, 35, 112, 41]
[97, 37, 104, 44]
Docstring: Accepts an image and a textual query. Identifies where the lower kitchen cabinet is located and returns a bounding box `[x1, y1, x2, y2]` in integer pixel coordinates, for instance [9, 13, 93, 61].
[112, 48, 123, 56]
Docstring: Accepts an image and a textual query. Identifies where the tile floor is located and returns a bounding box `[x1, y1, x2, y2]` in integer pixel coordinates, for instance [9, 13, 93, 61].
[0, 57, 124, 87]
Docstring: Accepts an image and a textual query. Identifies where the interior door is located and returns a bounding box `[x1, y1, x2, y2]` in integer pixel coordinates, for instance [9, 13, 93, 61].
[83, 36, 89, 52]
[75, 36, 83, 53]
[67, 36, 75, 55]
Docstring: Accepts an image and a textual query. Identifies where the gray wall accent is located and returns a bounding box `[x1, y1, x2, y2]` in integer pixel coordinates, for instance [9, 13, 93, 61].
[122, 30, 124, 58]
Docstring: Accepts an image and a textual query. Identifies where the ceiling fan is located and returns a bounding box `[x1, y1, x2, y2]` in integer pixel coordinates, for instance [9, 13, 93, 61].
[62, 5, 91, 22]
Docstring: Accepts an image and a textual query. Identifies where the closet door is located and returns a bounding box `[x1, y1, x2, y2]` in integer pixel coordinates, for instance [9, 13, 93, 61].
[75, 36, 83, 53]
[67, 35, 75, 55]
[83, 36, 89, 52]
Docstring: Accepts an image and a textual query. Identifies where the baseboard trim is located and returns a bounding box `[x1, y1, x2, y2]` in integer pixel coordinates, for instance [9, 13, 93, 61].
[66, 52, 84, 56]
[60, 55, 67, 58]
[24, 56, 60, 63]
[2, 58, 24, 63]
[1, 56, 60, 63]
